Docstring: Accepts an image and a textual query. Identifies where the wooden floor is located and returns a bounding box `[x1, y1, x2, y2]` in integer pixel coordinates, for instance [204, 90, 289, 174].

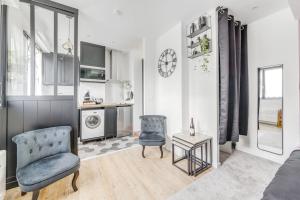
[5, 146, 206, 200]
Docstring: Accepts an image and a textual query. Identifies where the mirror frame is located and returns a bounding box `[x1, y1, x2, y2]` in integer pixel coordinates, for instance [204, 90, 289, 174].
[257, 64, 283, 155]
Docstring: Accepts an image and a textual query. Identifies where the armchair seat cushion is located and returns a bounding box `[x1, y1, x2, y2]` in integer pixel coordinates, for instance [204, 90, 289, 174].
[17, 153, 80, 192]
[139, 132, 166, 146]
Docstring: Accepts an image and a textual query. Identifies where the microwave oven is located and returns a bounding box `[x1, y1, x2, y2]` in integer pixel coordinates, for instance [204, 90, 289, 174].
[80, 65, 106, 83]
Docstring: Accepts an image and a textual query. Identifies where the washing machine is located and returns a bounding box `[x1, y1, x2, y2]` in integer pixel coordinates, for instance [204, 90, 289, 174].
[81, 109, 105, 141]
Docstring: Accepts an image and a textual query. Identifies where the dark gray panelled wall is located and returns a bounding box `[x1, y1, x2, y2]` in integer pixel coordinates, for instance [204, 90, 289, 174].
[6, 98, 78, 187]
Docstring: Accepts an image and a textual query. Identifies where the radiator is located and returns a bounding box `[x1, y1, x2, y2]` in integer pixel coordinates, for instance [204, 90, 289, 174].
[0, 150, 5, 200]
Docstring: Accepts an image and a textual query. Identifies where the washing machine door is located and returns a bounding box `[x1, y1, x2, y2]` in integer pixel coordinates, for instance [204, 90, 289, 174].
[85, 115, 101, 129]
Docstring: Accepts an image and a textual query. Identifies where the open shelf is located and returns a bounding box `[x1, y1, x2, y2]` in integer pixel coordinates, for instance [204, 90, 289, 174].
[187, 42, 200, 49]
[187, 26, 211, 38]
[188, 49, 212, 59]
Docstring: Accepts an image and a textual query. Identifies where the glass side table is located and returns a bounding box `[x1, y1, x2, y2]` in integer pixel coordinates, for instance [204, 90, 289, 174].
[172, 132, 212, 176]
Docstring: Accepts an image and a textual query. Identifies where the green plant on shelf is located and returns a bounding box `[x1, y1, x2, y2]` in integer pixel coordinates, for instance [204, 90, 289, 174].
[197, 34, 210, 72]
[200, 34, 210, 54]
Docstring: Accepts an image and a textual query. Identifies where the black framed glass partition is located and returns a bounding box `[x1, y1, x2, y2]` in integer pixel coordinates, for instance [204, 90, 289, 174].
[7, 0, 78, 97]
[2, 0, 79, 188]
[0, 5, 7, 108]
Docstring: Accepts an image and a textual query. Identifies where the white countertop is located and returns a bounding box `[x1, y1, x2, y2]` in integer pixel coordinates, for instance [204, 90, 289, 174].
[78, 103, 133, 109]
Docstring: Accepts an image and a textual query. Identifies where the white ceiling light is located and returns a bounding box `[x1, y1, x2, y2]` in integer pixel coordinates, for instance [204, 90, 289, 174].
[62, 16, 73, 55]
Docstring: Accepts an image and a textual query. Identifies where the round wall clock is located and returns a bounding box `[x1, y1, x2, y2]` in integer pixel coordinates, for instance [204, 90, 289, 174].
[158, 48, 177, 78]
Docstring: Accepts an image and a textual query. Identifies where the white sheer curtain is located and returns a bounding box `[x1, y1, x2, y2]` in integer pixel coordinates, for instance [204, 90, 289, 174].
[6, 3, 31, 96]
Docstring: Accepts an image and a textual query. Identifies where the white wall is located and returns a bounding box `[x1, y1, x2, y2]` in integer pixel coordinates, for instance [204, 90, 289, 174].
[0, 151, 5, 200]
[142, 10, 219, 168]
[154, 22, 183, 148]
[130, 46, 143, 132]
[186, 10, 219, 167]
[142, 37, 156, 114]
[237, 8, 300, 164]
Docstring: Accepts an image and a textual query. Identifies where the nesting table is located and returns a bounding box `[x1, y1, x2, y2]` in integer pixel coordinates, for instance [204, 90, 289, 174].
[172, 132, 212, 176]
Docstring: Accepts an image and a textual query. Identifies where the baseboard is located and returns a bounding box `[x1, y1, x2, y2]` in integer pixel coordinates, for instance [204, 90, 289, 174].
[6, 177, 18, 189]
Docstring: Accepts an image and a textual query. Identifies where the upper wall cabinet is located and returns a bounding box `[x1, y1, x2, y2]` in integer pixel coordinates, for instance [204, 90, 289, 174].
[80, 42, 105, 68]
[111, 50, 129, 81]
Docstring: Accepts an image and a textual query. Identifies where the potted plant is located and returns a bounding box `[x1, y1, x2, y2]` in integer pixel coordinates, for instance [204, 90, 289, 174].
[199, 34, 211, 72]
[200, 34, 210, 54]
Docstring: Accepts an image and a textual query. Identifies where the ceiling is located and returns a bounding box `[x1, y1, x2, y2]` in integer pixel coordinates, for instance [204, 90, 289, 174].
[288, 0, 300, 19]
[53, 0, 289, 51]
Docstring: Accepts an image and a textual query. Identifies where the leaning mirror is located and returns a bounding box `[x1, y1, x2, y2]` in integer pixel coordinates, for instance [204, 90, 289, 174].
[257, 65, 283, 155]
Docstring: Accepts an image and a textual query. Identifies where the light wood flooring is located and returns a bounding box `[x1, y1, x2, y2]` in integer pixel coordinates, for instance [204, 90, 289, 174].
[5, 146, 206, 200]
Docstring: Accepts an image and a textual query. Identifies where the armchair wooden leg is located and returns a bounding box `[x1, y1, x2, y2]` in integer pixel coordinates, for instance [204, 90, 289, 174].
[72, 170, 79, 192]
[160, 145, 163, 158]
[142, 145, 146, 158]
[32, 190, 39, 200]
[21, 191, 27, 196]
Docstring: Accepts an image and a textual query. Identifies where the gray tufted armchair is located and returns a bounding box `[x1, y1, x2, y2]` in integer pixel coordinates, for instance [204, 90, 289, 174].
[139, 115, 166, 158]
[12, 126, 80, 200]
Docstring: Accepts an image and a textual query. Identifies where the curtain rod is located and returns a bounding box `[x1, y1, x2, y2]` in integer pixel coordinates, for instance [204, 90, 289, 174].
[217, 6, 246, 30]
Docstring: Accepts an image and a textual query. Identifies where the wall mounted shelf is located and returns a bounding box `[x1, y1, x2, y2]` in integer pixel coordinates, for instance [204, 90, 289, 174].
[187, 42, 201, 49]
[187, 26, 211, 38]
[188, 49, 212, 59]
[186, 15, 212, 60]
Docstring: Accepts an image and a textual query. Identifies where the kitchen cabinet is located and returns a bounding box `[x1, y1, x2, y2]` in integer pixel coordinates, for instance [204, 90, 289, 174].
[80, 42, 105, 68]
[42, 52, 74, 86]
[110, 50, 130, 81]
[104, 107, 117, 138]
[117, 106, 133, 137]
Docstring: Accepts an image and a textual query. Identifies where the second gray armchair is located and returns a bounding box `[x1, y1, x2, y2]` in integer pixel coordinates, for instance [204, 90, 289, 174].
[139, 115, 166, 158]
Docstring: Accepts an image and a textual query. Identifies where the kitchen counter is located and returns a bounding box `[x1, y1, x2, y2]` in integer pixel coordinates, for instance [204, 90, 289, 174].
[78, 103, 133, 110]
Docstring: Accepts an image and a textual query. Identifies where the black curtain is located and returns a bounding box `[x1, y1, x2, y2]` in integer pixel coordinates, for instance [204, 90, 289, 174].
[218, 8, 248, 145]
[0, 5, 7, 108]
[239, 25, 249, 135]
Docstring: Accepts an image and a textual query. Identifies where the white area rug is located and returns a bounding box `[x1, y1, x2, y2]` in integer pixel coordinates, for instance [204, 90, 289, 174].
[78, 136, 139, 160]
[169, 151, 280, 200]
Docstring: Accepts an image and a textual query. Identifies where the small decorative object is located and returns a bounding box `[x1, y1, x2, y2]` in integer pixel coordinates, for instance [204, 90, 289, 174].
[190, 23, 197, 34]
[190, 118, 195, 136]
[94, 98, 103, 104]
[198, 16, 207, 29]
[84, 91, 90, 101]
[158, 49, 177, 78]
[192, 49, 198, 55]
[200, 56, 210, 72]
[190, 41, 194, 46]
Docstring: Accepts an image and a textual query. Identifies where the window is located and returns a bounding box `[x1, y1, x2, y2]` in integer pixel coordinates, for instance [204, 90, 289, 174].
[7, 3, 31, 96]
[35, 6, 54, 96]
[259, 67, 282, 99]
[6, 3, 76, 97]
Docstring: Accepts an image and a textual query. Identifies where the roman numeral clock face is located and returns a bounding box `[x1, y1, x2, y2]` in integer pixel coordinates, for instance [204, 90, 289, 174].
[158, 49, 177, 78]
